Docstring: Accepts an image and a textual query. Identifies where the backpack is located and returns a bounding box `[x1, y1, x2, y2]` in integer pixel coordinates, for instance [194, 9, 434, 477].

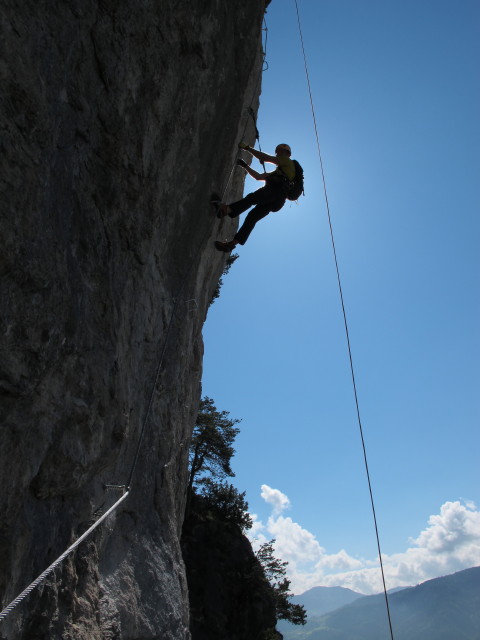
[283, 159, 304, 201]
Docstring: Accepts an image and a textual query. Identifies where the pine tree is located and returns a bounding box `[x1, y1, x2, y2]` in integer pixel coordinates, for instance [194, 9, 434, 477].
[256, 539, 307, 626]
[186, 397, 240, 512]
[199, 479, 252, 532]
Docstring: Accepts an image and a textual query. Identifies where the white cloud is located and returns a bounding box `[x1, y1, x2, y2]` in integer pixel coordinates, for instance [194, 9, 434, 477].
[267, 515, 325, 566]
[413, 500, 480, 552]
[249, 513, 268, 547]
[249, 489, 480, 595]
[315, 549, 364, 572]
[260, 484, 290, 515]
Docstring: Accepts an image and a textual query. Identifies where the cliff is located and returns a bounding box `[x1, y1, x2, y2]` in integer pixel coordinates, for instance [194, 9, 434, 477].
[0, 1, 268, 638]
[182, 496, 280, 640]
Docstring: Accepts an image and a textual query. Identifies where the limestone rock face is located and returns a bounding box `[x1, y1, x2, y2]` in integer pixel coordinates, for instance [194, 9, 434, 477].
[0, 1, 268, 638]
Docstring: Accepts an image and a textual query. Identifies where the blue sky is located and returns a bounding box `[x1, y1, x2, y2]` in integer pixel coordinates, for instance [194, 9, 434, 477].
[203, 0, 479, 594]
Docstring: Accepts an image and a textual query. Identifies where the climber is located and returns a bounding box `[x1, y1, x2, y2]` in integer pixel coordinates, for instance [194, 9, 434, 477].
[213, 143, 296, 252]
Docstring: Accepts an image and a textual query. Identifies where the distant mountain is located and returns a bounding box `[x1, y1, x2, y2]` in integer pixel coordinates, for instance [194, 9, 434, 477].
[277, 585, 364, 638]
[279, 566, 480, 640]
[292, 586, 365, 617]
[387, 586, 409, 594]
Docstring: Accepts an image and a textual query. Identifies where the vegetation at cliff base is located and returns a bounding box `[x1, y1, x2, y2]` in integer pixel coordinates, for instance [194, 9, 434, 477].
[186, 396, 251, 529]
[199, 478, 253, 531]
[256, 540, 307, 627]
[185, 396, 307, 629]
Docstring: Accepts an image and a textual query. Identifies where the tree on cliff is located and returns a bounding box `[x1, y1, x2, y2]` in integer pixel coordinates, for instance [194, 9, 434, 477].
[198, 479, 252, 532]
[256, 540, 307, 626]
[188, 396, 241, 490]
[186, 396, 241, 517]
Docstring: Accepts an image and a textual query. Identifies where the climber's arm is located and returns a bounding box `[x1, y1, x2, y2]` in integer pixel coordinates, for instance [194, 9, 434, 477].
[248, 146, 279, 165]
[245, 164, 268, 181]
[237, 158, 267, 181]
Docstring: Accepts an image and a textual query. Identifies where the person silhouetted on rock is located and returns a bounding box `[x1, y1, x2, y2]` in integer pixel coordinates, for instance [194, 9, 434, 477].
[213, 142, 296, 252]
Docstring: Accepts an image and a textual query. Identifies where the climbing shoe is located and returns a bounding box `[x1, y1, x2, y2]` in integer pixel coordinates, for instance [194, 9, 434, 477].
[214, 240, 236, 252]
[213, 202, 230, 219]
[210, 193, 226, 219]
[210, 193, 222, 218]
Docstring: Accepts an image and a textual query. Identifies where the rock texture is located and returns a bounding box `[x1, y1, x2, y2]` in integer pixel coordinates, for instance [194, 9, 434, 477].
[0, 1, 268, 638]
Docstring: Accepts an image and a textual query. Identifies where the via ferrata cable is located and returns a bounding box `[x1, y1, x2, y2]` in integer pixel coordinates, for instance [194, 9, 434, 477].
[0, 491, 129, 621]
[293, 2, 395, 638]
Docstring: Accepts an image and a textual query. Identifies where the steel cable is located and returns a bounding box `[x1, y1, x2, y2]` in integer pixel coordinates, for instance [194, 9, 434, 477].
[293, 2, 395, 638]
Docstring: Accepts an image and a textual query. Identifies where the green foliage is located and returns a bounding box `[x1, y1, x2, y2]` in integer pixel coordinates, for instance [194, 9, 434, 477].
[188, 396, 240, 491]
[186, 397, 251, 531]
[256, 540, 307, 627]
[185, 397, 305, 636]
[199, 479, 253, 532]
[186, 396, 242, 521]
[209, 252, 239, 307]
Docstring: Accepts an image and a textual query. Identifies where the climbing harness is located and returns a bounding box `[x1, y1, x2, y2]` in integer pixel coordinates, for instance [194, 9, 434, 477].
[293, 1, 395, 638]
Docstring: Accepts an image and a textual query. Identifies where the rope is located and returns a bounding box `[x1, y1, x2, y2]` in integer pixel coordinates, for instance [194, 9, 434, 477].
[293, 2, 395, 639]
[0, 12, 270, 626]
[0, 490, 129, 622]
